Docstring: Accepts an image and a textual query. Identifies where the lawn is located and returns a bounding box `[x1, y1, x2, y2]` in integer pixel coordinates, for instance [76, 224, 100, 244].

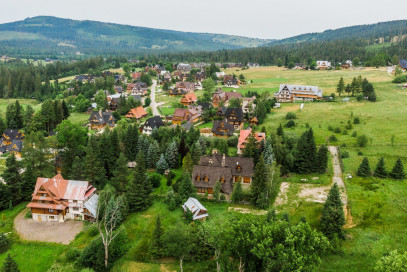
[221, 66, 407, 271]
[67, 112, 90, 125]
[0, 99, 42, 114]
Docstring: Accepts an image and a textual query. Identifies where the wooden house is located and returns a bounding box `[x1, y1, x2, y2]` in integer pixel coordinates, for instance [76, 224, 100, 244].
[223, 75, 239, 87]
[142, 116, 164, 135]
[225, 107, 244, 129]
[168, 89, 187, 96]
[26, 174, 98, 222]
[175, 81, 196, 93]
[212, 118, 235, 137]
[274, 84, 323, 102]
[1, 129, 24, 146]
[10, 140, 23, 157]
[89, 110, 116, 130]
[317, 60, 332, 70]
[237, 128, 265, 154]
[177, 63, 192, 73]
[182, 197, 208, 221]
[125, 106, 148, 120]
[250, 117, 258, 126]
[192, 152, 254, 196]
[180, 93, 197, 106]
[172, 109, 191, 125]
[242, 96, 256, 114]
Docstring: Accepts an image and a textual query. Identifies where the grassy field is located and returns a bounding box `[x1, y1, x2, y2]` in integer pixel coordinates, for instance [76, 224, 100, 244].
[0, 99, 42, 114]
[222, 66, 407, 271]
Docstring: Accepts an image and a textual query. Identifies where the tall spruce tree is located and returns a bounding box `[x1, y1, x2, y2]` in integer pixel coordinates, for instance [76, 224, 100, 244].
[149, 215, 165, 259]
[100, 129, 115, 179]
[276, 123, 284, 137]
[1, 254, 20, 272]
[0, 183, 10, 210]
[71, 156, 84, 180]
[2, 154, 22, 204]
[231, 182, 243, 204]
[182, 153, 194, 176]
[295, 128, 317, 174]
[263, 138, 274, 165]
[84, 145, 107, 189]
[316, 145, 328, 174]
[111, 153, 130, 193]
[20, 164, 36, 201]
[124, 124, 138, 161]
[389, 158, 405, 180]
[127, 152, 152, 212]
[357, 157, 371, 177]
[147, 141, 160, 169]
[251, 155, 270, 209]
[166, 141, 179, 169]
[320, 183, 345, 239]
[243, 132, 260, 163]
[373, 157, 387, 178]
[156, 154, 169, 175]
[178, 172, 196, 202]
[337, 77, 345, 96]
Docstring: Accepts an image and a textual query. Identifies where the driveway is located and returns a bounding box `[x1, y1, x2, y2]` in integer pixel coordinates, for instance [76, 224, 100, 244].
[14, 209, 84, 244]
[149, 79, 162, 117]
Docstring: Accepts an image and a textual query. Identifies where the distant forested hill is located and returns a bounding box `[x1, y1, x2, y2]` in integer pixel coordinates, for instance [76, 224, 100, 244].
[0, 16, 272, 58]
[159, 20, 407, 65]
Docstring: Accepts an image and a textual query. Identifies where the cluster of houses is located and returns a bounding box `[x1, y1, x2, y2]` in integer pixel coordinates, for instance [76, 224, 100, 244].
[0, 129, 24, 157]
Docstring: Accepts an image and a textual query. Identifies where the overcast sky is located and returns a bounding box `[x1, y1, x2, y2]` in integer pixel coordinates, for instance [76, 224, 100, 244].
[2, 0, 407, 39]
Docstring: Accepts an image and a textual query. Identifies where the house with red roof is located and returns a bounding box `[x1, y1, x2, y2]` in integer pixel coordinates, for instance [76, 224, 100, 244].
[27, 174, 98, 222]
[237, 128, 266, 154]
[126, 106, 148, 120]
[180, 93, 197, 106]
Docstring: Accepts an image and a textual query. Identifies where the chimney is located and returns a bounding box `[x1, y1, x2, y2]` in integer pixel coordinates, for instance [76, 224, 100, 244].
[222, 154, 226, 167]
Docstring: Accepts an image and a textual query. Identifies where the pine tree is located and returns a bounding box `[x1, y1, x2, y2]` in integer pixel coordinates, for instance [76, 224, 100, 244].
[127, 152, 152, 212]
[111, 153, 130, 193]
[276, 123, 284, 137]
[110, 129, 120, 160]
[251, 155, 270, 209]
[156, 154, 169, 175]
[20, 164, 36, 201]
[71, 156, 84, 180]
[320, 183, 345, 239]
[243, 132, 260, 163]
[166, 141, 179, 169]
[373, 157, 387, 178]
[182, 153, 194, 176]
[84, 145, 107, 189]
[337, 77, 345, 96]
[316, 145, 328, 174]
[2, 154, 22, 204]
[357, 157, 371, 177]
[231, 182, 243, 204]
[294, 128, 317, 174]
[190, 142, 201, 165]
[389, 158, 405, 180]
[1, 254, 20, 272]
[124, 125, 138, 161]
[149, 215, 165, 259]
[61, 100, 70, 120]
[0, 183, 10, 210]
[263, 138, 274, 165]
[147, 141, 160, 169]
[213, 181, 221, 201]
[100, 129, 115, 179]
[178, 172, 196, 202]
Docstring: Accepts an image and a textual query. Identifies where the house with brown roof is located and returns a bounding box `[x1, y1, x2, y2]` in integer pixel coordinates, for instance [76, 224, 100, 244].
[223, 75, 239, 87]
[224, 107, 244, 129]
[192, 152, 254, 196]
[1, 129, 24, 146]
[168, 89, 187, 96]
[237, 128, 266, 154]
[212, 118, 235, 137]
[89, 110, 116, 130]
[187, 106, 202, 123]
[212, 89, 242, 108]
[180, 93, 197, 106]
[173, 108, 191, 125]
[27, 174, 98, 222]
[274, 84, 323, 102]
[176, 81, 196, 93]
[126, 106, 148, 120]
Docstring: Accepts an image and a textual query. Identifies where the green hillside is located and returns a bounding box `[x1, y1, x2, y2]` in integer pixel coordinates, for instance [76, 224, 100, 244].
[0, 16, 272, 57]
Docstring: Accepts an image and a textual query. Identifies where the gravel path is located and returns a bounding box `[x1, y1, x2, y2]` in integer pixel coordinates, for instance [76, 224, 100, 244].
[14, 209, 84, 244]
[150, 79, 162, 117]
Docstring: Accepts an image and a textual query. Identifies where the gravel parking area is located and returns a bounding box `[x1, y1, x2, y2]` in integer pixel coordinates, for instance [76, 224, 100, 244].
[14, 209, 84, 244]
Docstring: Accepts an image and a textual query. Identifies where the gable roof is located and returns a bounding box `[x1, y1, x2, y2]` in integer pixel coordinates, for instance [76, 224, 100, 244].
[277, 84, 323, 98]
[144, 116, 164, 130]
[10, 140, 23, 152]
[182, 197, 208, 220]
[173, 108, 190, 118]
[225, 92, 242, 100]
[89, 111, 115, 126]
[238, 128, 266, 149]
[181, 93, 197, 103]
[225, 107, 244, 122]
[2, 129, 24, 141]
[126, 106, 148, 119]
[212, 118, 235, 136]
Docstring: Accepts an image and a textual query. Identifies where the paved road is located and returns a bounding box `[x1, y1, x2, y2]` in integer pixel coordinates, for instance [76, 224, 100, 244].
[149, 79, 161, 117]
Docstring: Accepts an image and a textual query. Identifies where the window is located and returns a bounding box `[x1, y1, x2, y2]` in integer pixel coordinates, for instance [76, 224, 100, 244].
[204, 176, 209, 182]
[236, 165, 242, 172]
[49, 209, 54, 213]
[73, 200, 77, 203]
[72, 207, 79, 211]
[220, 177, 225, 184]
[243, 177, 251, 184]
[196, 176, 201, 182]
[234, 176, 241, 183]
[49, 216, 55, 220]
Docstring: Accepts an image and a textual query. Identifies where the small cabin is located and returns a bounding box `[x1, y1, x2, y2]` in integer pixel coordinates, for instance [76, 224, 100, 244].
[182, 197, 208, 221]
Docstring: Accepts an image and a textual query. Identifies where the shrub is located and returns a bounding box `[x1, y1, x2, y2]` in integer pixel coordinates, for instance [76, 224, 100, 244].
[227, 136, 238, 147]
[392, 75, 407, 83]
[357, 157, 371, 177]
[356, 94, 364, 101]
[285, 112, 297, 120]
[285, 120, 295, 128]
[329, 135, 338, 142]
[220, 194, 226, 201]
[345, 121, 353, 130]
[356, 135, 369, 147]
[25, 209, 32, 219]
[342, 130, 348, 135]
[149, 173, 162, 188]
[353, 117, 360, 124]
[357, 151, 363, 156]
[340, 151, 350, 158]
[334, 127, 341, 134]
[0, 233, 11, 254]
[88, 225, 99, 236]
[341, 143, 347, 147]
[352, 131, 357, 137]
[328, 125, 334, 131]
[65, 247, 81, 262]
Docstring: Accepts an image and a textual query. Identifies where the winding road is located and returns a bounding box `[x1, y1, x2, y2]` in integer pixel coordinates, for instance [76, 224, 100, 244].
[149, 79, 162, 117]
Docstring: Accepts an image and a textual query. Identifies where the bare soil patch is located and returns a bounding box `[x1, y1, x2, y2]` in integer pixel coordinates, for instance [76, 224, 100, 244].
[14, 209, 84, 244]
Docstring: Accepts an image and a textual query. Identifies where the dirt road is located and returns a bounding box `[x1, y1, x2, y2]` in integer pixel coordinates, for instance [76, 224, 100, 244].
[150, 79, 162, 117]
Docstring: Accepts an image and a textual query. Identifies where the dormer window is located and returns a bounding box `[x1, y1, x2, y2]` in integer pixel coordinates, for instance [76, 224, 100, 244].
[236, 165, 242, 172]
[196, 176, 201, 182]
[204, 176, 209, 182]
[220, 177, 225, 183]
